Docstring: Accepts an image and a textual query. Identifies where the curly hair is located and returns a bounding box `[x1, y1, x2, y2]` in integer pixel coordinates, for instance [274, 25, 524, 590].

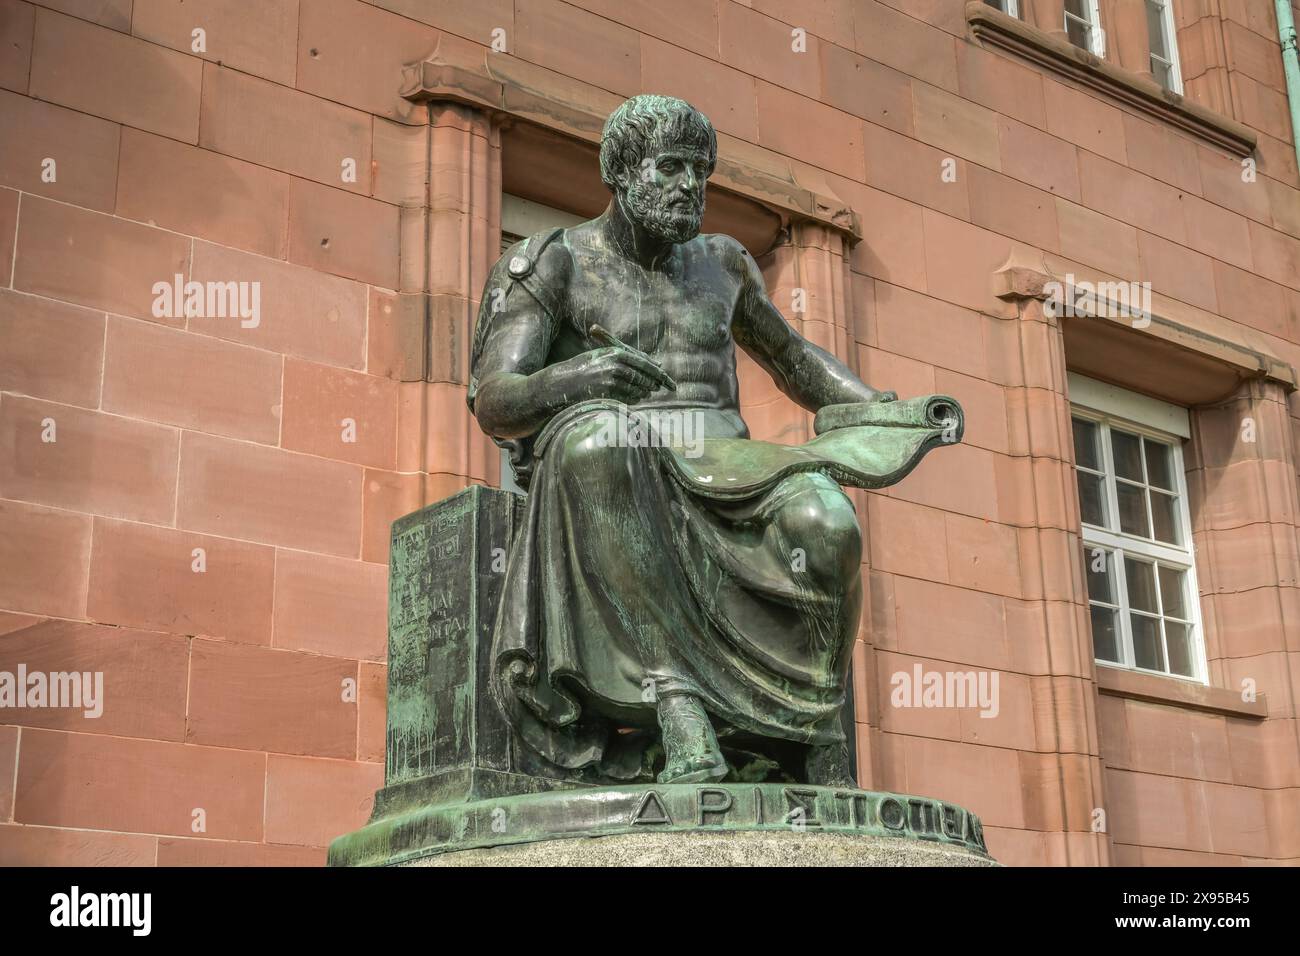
[598, 94, 717, 192]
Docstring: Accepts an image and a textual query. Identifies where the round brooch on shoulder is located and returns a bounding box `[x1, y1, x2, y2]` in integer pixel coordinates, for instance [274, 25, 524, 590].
[507, 255, 531, 278]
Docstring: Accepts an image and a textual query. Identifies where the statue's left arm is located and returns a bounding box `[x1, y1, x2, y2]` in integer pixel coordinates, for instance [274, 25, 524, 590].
[727, 238, 895, 412]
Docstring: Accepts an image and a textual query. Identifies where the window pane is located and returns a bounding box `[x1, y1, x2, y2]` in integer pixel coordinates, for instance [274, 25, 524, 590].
[1151, 59, 1173, 90]
[1125, 558, 1158, 613]
[1073, 417, 1101, 470]
[1144, 438, 1174, 490]
[1117, 482, 1150, 536]
[1131, 614, 1165, 670]
[1158, 564, 1187, 619]
[1068, 398, 1201, 680]
[1066, 16, 1090, 48]
[1151, 490, 1181, 545]
[1065, 0, 1089, 15]
[1077, 472, 1106, 526]
[1083, 545, 1115, 602]
[1091, 606, 1120, 662]
[1145, 0, 1168, 59]
[1111, 429, 1144, 481]
[1165, 621, 1195, 677]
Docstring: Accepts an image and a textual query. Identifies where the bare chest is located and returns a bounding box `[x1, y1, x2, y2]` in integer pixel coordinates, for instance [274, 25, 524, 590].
[562, 256, 738, 361]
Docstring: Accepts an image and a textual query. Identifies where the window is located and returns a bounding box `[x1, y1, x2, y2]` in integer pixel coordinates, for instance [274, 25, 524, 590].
[1145, 0, 1183, 93]
[1064, 0, 1104, 55]
[500, 193, 584, 252]
[983, 0, 1021, 17]
[1069, 376, 1205, 681]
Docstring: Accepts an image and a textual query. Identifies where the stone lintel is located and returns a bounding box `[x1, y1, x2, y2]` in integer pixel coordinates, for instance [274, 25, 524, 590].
[992, 257, 1297, 406]
[966, 1, 1257, 157]
[400, 42, 862, 244]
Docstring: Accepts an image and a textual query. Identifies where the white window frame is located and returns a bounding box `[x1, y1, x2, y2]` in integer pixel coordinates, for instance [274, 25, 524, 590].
[1144, 0, 1184, 94]
[500, 193, 585, 250]
[1069, 376, 1206, 684]
[984, 0, 1021, 17]
[1064, 0, 1106, 57]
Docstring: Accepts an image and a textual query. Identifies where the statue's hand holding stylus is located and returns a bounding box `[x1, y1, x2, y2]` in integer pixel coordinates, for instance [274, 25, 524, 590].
[533, 324, 676, 407]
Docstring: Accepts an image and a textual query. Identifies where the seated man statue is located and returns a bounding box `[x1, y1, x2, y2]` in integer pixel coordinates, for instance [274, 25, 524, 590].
[468, 94, 958, 789]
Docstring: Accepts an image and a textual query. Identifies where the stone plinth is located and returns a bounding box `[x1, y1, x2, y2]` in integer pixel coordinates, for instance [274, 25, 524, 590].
[405, 830, 999, 867]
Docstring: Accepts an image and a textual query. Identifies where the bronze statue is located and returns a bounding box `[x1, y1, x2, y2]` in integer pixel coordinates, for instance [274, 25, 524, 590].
[467, 94, 960, 789]
[328, 93, 983, 867]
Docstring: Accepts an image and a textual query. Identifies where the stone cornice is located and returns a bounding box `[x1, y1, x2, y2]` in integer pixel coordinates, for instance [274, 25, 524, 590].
[400, 41, 863, 243]
[966, 2, 1257, 157]
[992, 254, 1296, 402]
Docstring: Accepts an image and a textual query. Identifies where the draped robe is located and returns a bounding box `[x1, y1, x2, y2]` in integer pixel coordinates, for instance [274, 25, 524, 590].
[468, 232, 963, 780]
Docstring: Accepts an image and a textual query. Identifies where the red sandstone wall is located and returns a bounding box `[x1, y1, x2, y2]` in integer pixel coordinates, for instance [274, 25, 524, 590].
[0, 0, 1297, 865]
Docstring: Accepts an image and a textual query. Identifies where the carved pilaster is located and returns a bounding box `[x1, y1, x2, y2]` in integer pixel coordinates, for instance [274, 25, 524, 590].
[994, 252, 1112, 866]
[756, 220, 883, 788]
[1189, 380, 1300, 725]
[1174, 4, 1236, 119]
[394, 100, 503, 495]
[1105, 0, 1156, 82]
[1024, 0, 1069, 44]
[745, 218, 880, 786]
[747, 222, 857, 445]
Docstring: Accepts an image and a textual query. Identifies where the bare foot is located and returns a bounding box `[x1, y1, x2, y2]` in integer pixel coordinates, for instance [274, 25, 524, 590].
[656, 693, 728, 784]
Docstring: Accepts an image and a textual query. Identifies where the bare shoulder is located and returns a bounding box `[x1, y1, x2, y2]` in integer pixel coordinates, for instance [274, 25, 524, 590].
[486, 227, 575, 300]
[544, 218, 604, 274]
[691, 233, 759, 282]
[685, 235, 763, 306]
[475, 227, 576, 351]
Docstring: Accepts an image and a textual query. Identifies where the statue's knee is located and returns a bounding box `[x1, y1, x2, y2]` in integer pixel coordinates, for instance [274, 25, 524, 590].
[551, 414, 631, 483]
[776, 474, 861, 582]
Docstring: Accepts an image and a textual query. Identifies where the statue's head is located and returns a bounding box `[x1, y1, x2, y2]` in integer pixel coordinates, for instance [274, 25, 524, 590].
[600, 94, 717, 244]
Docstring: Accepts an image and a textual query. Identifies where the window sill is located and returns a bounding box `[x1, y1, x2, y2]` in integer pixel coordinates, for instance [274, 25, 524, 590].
[1095, 663, 1267, 719]
[965, 2, 1256, 157]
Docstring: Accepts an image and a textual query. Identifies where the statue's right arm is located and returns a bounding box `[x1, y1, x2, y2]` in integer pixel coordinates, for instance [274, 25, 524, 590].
[472, 250, 661, 440]
[471, 291, 564, 439]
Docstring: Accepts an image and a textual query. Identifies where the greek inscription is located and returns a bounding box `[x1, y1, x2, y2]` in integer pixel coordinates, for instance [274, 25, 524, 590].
[908, 798, 940, 837]
[783, 788, 820, 828]
[834, 790, 868, 827]
[879, 796, 906, 830]
[698, 787, 733, 825]
[942, 804, 962, 839]
[631, 790, 671, 826]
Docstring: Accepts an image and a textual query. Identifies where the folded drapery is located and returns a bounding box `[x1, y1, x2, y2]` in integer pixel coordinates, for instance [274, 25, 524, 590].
[490, 396, 963, 782]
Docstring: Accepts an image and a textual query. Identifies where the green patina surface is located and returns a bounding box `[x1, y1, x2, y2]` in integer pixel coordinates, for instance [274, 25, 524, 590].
[328, 782, 990, 867]
[330, 95, 978, 866]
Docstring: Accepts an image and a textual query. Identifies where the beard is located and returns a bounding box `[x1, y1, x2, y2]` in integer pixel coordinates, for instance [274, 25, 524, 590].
[622, 180, 705, 243]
